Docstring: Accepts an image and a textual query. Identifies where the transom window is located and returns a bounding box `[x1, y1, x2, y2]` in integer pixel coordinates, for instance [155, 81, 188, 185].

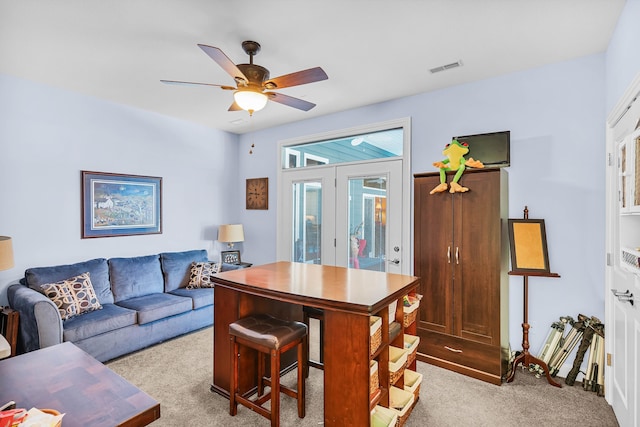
[281, 127, 403, 169]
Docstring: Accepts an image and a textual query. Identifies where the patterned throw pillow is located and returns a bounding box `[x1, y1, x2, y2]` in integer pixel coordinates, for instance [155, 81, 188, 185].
[40, 272, 103, 321]
[186, 262, 220, 289]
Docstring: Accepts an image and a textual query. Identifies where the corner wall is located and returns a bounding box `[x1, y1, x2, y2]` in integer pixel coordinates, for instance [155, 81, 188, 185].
[0, 73, 241, 305]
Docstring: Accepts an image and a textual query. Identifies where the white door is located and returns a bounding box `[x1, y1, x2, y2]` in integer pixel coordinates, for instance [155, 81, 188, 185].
[606, 74, 640, 427]
[336, 160, 404, 274]
[278, 160, 408, 273]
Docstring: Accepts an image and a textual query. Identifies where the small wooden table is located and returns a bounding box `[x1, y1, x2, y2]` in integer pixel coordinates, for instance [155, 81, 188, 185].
[0, 342, 160, 427]
[211, 261, 419, 426]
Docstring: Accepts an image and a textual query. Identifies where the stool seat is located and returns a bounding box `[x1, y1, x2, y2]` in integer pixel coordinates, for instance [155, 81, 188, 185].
[229, 315, 307, 350]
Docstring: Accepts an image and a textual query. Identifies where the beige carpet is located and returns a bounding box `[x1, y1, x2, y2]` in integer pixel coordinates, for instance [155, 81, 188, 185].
[107, 327, 618, 426]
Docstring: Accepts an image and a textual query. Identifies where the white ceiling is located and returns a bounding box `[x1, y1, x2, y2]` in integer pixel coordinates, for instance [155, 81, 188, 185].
[0, 0, 626, 134]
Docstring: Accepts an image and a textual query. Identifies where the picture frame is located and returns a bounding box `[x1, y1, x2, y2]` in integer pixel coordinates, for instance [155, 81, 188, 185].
[507, 219, 551, 273]
[221, 250, 241, 265]
[82, 171, 162, 238]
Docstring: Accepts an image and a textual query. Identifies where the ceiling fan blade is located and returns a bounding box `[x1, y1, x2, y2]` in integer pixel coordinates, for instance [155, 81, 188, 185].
[266, 92, 316, 111]
[264, 67, 328, 89]
[197, 44, 248, 84]
[160, 80, 236, 90]
[228, 102, 243, 111]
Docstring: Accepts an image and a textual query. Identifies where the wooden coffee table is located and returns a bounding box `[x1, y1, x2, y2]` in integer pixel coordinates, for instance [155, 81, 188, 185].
[0, 342, 160, 427]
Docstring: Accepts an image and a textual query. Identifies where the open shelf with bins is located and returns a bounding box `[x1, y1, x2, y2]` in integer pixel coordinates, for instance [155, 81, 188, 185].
[369, 291, 420, 426]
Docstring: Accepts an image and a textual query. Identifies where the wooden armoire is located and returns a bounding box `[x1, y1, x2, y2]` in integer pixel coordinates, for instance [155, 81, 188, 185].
[414, 168, 509, 385]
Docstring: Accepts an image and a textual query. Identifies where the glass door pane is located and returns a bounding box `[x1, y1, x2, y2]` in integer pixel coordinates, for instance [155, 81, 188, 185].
[337, 160, 403, 274]
[292, 181, 322, 264]
[278, 166, 335, 264]
[348, 177, 387, 271]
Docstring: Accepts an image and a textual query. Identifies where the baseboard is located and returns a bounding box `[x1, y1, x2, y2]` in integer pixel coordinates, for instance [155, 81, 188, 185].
[416, 352, 502, 385]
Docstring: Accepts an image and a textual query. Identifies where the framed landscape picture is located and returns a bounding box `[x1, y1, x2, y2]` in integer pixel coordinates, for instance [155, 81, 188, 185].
[82, 171, 162, 238]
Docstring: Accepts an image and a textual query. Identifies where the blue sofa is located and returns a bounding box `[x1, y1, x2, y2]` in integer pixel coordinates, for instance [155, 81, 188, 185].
[7, 249, 237, 362]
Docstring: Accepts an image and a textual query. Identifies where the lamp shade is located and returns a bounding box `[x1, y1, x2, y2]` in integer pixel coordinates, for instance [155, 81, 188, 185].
[234, 90, 268, 113]
[218, 224, 245, 243]
[0, 236, 15, 271]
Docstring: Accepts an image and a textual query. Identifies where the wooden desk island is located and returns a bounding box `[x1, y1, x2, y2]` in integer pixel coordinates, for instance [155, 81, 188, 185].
[211, 261, 419, 426]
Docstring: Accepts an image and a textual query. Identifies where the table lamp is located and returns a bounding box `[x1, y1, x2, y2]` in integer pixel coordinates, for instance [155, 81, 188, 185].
[218, 224, 244, 249]
[0, 236, 14, 271]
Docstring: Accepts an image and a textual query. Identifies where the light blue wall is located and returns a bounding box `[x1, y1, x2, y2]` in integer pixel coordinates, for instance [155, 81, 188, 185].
[0, 73, 241, 305]
[606, 0, 640, 112]
[237, 53, 606, 356]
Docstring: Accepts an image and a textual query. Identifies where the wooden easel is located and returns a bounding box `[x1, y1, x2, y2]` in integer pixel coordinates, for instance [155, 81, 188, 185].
[506, 207, 561, 387]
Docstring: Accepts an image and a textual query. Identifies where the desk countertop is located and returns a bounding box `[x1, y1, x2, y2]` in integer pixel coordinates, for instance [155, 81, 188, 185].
[213, 261, 419, 314]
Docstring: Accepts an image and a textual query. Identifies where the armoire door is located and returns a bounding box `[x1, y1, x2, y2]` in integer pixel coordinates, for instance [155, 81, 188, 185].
[453, 170, 503, 345]
[414, 173, 454, 336]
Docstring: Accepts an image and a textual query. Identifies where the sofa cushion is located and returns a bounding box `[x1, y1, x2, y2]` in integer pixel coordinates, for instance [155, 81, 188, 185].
[186, 262, 219, 289]
[109, 254, 163, 302]
[25, 258, 114, 305]
[160, 250, 208, 292]
[40, 272, 103, 320]
[169, 288, 214, 310]
[63, 303, 137, 342]
[115, 293, 192, 325]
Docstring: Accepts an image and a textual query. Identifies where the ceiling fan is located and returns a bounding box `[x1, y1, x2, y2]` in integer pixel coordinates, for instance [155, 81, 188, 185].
[161, 40, 328, 115]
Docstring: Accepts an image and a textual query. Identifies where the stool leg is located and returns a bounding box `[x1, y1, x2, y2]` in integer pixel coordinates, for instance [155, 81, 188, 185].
[229, 337, 238, 416]
[318, 317, 324, 365]
[303, 330, 310, 379]
[270, 349, 280, 427]
[303, 311, 310, 378]
[297, 341, 306, 418]
[257, 350, 265, 396]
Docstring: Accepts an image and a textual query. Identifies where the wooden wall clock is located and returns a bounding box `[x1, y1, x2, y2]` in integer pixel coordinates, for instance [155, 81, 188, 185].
[246, 177, 268, 210]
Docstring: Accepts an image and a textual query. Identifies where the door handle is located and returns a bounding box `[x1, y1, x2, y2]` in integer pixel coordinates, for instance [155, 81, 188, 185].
[611, 289, 634, 306]
[455, 247, 460, 265]
[388, 258, 400, 265]
[447, 246, 451, 264]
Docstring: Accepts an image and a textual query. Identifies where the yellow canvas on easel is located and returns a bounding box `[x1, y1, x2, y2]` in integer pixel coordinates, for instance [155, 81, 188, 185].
[508, 219, 550, 273]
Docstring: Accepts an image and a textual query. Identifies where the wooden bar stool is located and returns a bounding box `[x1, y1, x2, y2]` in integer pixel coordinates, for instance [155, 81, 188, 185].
[302, 306, 324, 377]
[229, 314, 307, 427]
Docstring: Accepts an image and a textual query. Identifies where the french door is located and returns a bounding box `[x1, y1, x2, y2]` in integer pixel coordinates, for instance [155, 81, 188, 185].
[278, 159, 407, 274]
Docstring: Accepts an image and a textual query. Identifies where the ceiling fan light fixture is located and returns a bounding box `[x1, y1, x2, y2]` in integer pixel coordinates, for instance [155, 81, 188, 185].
[234, 90, 268, 114]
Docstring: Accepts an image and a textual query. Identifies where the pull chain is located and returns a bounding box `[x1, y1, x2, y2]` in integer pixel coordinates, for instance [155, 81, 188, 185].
[248, 112, 255, 154]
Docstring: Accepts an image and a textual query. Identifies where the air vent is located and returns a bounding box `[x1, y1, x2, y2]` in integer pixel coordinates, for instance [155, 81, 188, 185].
[621, 247, 640, 275]
[430, 60, 463, 74]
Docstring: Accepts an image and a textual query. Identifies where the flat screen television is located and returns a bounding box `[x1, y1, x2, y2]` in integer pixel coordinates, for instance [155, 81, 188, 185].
[453, 130, 510, 168]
